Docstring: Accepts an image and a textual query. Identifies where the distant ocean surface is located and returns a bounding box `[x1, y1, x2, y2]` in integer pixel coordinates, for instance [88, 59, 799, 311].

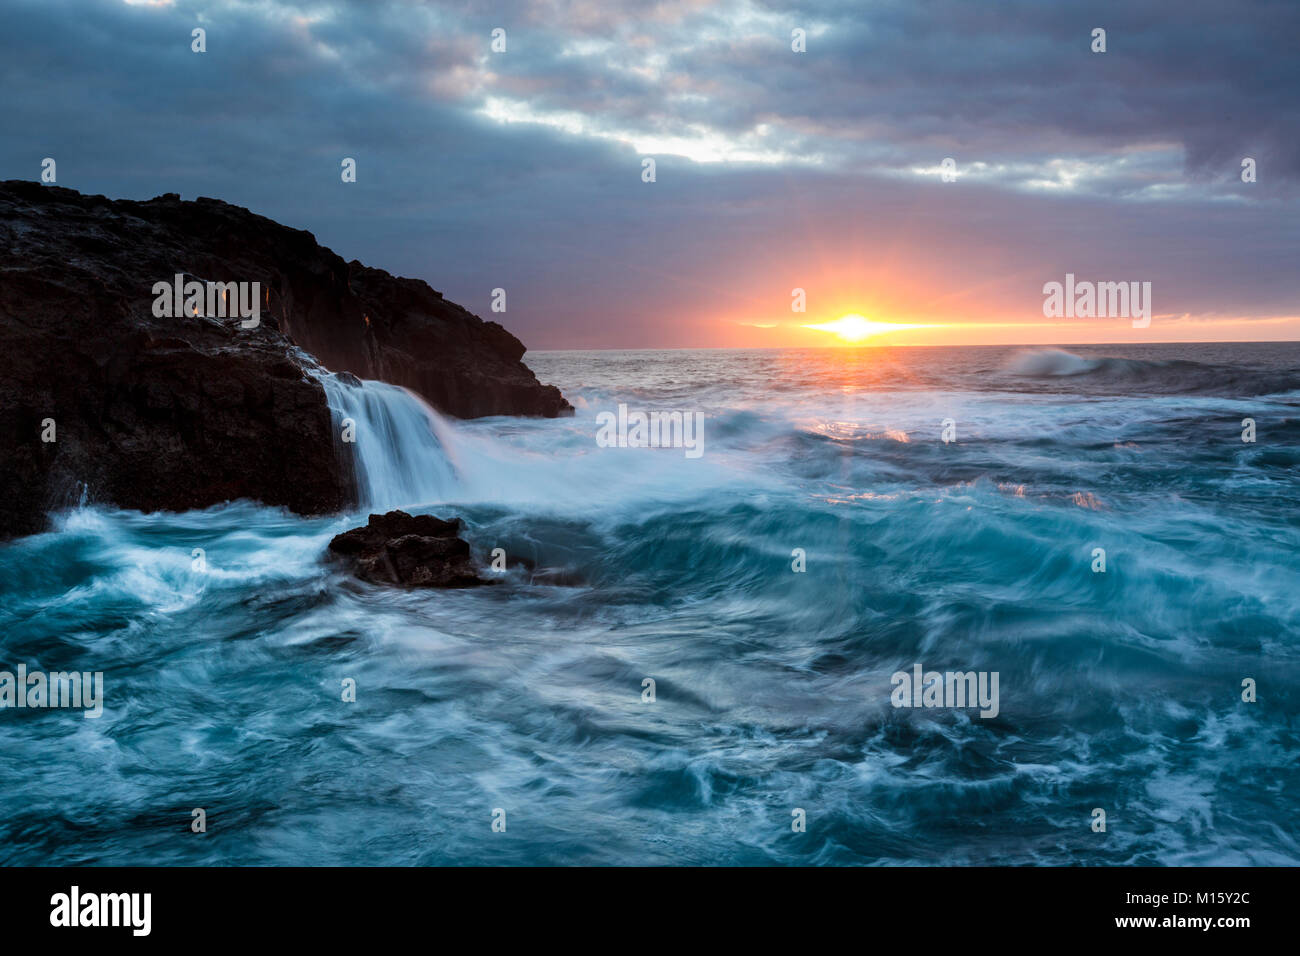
[3, 343, 1298, 865]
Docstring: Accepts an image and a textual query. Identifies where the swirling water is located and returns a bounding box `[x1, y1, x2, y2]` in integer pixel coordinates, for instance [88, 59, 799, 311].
[2, 343, 1298, 865]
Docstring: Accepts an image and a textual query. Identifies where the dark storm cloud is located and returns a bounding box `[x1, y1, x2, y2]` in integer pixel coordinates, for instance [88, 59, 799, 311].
[0, 0, 1295, 347]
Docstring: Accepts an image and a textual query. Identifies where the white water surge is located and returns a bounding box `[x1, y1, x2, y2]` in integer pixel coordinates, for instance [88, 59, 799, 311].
[316, 372, 461, 512]
[313, 367, 746, 517]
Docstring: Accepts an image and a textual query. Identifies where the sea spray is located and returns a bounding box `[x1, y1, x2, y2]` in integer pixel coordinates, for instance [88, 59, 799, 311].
[4, 345, 1298, 866]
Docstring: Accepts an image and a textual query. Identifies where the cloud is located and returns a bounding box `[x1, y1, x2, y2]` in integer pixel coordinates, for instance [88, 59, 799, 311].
[0, 0, 1295, 347]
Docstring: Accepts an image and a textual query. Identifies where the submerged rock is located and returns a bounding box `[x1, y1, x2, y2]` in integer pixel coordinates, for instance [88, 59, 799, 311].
[0, 181, 571, 538]
[328, 510, 485, 588]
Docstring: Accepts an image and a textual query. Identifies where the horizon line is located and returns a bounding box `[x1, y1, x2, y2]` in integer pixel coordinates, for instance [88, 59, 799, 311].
[528, 340, 1300, 353]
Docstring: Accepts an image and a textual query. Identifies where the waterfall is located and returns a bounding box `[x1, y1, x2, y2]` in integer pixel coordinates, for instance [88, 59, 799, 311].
[316, 372, 461, 512]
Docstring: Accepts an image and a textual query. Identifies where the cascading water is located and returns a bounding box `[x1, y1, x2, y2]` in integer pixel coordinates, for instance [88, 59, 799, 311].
[315, 371, 461, 512]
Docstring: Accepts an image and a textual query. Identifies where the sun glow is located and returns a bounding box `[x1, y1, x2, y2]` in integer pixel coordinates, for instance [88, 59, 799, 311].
[802, 314, 928, 343]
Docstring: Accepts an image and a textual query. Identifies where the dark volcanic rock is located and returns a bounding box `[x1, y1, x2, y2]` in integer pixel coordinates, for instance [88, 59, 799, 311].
[328, 510, 484, 587]
[303, 262, 572, 419]
[0, 180, 571, 538]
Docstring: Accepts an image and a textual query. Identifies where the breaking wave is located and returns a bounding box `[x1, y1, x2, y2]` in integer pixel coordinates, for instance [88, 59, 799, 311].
[2, 344, 1298, 865]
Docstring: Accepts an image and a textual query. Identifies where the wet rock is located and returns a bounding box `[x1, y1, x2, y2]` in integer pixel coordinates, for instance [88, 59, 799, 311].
[0, 180, 571, 538]
[328, 510, 485, 588]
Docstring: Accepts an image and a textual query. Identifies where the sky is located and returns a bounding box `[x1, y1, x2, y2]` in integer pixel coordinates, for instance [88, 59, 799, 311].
[1, 0, 1297, 349]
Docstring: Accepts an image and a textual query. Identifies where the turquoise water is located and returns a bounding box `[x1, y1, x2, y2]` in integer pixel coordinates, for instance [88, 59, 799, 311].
[2, 344, 1298, 865]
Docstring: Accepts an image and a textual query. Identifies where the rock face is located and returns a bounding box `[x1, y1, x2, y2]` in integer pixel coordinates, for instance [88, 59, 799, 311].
[0, 180, 570, 538]
[299, 262, 571, 419]
[328, 510, 484, 588]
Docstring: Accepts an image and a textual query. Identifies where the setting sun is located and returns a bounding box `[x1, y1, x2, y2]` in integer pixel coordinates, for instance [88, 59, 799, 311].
[802, 314, 929, 343]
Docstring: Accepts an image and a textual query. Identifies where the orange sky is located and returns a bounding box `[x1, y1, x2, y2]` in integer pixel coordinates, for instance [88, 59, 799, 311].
[531, 247, 1300, 350]
[724, 314, 1300, 349]
[693, 269, 1300, 348]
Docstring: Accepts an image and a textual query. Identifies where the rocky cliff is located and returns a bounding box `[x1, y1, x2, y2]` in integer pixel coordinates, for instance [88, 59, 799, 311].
[0, 180, 570, 538]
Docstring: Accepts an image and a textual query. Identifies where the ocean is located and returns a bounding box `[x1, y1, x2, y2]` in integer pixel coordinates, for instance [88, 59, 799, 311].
[2, 343, 1298, 865]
